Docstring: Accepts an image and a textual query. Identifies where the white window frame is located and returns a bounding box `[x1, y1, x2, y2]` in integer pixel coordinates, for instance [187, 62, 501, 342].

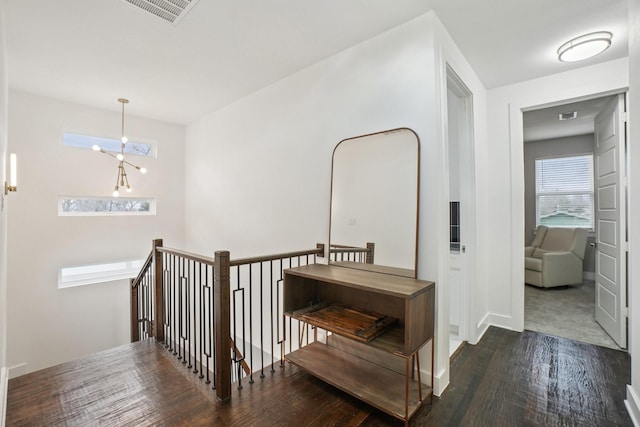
[534, 153, 594, 230]
[59, 259, 145, 288]
[58, 196, 156, 216]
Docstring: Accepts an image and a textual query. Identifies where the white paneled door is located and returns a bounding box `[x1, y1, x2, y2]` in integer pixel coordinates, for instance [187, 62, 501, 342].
[594, 93, 627, 348]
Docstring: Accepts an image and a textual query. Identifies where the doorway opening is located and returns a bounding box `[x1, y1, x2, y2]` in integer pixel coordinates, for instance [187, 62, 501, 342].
[446, 65, 475, 357]
[522, 93, 627, 351]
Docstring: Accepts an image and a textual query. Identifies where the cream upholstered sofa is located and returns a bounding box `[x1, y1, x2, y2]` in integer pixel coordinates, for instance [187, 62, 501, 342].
[524, 226, 588, 288]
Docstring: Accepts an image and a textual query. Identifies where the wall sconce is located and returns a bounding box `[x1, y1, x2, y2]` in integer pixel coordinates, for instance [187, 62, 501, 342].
[4, 153, 17, 195]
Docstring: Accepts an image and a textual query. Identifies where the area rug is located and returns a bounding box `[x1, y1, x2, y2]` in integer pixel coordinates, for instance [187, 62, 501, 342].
[524, 280, 622, 351]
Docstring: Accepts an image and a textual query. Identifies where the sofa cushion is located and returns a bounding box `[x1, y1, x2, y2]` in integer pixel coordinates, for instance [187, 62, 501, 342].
[525, 256, 542, 272]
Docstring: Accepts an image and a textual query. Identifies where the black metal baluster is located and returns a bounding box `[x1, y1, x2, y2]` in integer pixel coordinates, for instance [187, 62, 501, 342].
[198, 262, 204, 377]
[211, 267, 218, 389]
[260, 262, 265, 378]
[275, 258, 285, 369]
[235, 266, 241, 389]
[270, 260, 275, 373]
[204, 266, 211, 384]
[188, 259, 194, 369]
[249, 263, 254, 384]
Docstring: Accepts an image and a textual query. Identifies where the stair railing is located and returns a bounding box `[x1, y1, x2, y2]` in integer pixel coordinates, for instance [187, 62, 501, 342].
[130, 239, 325, 401]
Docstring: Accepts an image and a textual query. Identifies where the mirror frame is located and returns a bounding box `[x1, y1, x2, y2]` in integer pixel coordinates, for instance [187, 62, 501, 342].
[328, 127, 420, 278]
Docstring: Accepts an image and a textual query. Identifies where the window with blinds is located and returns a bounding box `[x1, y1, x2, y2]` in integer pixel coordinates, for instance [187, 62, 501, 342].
[535, 154, 594, 229]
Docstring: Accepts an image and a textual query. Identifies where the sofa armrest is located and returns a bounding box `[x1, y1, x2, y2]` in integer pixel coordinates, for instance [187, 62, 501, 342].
[541, 251, 582, 286]
[525, 246, 535, 257]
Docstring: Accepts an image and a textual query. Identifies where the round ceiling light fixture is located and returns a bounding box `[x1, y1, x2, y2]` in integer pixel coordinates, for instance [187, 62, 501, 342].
[557, 31, 612, 62]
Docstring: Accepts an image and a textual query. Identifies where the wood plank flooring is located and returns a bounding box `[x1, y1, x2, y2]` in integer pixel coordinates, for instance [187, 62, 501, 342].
[6, 327, 632, 426]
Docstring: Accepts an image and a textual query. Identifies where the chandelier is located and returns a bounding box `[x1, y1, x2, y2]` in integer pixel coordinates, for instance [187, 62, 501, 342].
[92, 98, 147, 197]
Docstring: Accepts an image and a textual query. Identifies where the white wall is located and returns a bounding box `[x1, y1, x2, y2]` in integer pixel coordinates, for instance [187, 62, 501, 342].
[626, 0, 640, 422]
[0, 2, 9, 424]
[487, 58, 628, 332]
[6, 91, 185, 376]
[433, 16, 489, 352]
[185, 12, 489, 395]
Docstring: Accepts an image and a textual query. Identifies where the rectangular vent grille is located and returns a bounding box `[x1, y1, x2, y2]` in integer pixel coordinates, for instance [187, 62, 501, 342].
[559, 111, 578, 120]
[122, 0, 200, 25]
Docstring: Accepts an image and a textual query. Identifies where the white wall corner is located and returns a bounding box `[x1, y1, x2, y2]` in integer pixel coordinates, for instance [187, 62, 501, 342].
[431, 364, 449, 397]
[1, 366, 7, 427]
[626, 385, 640, 427]
[472, 313, 491, 345]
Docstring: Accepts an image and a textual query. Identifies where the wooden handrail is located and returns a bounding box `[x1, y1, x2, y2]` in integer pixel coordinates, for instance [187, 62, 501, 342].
[230, 243, 324, 266]
[329, 248, 369, 254]
[156, 243, 324, 267]
[131, 251, 153, 288]
[157, 246, 216, 266]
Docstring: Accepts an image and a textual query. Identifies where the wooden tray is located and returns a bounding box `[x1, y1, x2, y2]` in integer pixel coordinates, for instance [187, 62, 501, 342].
[293, 303, 397, 343]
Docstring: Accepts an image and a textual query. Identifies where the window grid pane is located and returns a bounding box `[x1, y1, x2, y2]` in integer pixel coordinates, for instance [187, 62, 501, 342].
[535, 154, 594, 229]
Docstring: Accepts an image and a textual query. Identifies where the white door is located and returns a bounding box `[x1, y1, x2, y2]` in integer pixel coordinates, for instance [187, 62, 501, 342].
[594, 93, 627, 348]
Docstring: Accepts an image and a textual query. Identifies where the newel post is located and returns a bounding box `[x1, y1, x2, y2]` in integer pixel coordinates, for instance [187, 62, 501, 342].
[214, 250, 232, 401]
[153, 238, 164, 343]
[130, 278, 139, 342]
[366, 242, 375, 264]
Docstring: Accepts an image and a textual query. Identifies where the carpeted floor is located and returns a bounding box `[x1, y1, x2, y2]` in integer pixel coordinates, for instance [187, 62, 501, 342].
[525, 280, 622, 351]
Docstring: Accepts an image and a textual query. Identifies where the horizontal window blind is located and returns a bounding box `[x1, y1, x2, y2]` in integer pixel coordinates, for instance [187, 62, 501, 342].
[535, 154, 593, 229]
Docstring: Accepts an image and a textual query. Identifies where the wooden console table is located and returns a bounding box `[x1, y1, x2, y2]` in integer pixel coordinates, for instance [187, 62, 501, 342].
[283, 264, 435, 426]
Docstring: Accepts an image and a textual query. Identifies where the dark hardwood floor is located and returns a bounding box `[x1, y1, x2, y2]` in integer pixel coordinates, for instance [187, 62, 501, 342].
[6, 327, 632, 426]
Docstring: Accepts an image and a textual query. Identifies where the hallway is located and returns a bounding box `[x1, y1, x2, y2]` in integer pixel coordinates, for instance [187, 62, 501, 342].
[6, 327, 631, 426]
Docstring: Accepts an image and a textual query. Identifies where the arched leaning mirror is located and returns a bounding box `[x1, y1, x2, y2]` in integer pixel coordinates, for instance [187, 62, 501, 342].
[329, 128, 420, 278]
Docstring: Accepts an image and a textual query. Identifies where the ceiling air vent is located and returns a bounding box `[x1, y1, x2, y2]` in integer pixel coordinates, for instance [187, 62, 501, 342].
[558, 111, 578, 120]
[122, 0, 200, 25]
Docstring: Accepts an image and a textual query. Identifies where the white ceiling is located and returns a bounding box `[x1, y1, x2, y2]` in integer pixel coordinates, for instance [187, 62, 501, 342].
[3, 0, 629, 125]
[523, 95, 616, 142]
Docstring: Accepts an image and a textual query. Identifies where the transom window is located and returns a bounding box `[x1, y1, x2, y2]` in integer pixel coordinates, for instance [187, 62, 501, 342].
[63, 131, 155, 157]
[535, 154, 594, 229]
[59, 196, 156, 216]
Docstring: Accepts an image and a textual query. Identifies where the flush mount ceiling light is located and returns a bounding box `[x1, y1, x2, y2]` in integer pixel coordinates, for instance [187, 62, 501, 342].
[92, 99, 147, 197]
[557, 31, 612, 62]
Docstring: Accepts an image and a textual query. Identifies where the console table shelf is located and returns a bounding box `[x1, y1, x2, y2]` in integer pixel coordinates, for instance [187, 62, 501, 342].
[283, 264, 435, 426]
[286, 342, 428, 421]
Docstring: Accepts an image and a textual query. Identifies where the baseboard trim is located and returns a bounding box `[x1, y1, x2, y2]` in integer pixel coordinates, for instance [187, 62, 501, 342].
[6, 363, 26, 379]
[584, 271, 595, 281]
[1, 366, 7, 427]
[626, 385, 640, 426]
[485, 313, 516, 331]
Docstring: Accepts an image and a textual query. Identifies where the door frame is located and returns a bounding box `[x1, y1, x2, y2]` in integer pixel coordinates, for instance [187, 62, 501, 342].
[446, 64, 475, 346]
[510, 88, 628, 332]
